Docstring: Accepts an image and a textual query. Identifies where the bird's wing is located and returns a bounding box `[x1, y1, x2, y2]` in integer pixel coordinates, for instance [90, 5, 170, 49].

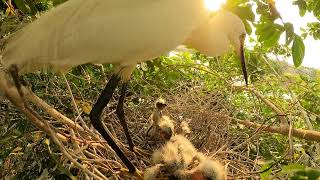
[2, 0, 209, 73]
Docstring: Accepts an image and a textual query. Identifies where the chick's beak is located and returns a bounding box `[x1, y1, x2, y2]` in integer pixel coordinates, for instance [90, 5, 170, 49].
[238, 35, 248, 85]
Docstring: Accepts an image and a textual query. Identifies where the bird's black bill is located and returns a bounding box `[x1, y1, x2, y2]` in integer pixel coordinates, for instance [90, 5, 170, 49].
[240, 40, 248, 85]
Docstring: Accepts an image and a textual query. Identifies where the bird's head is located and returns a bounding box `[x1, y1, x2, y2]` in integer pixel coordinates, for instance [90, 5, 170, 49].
[155, 98, 167, 111]
[184, 10, 248, 85]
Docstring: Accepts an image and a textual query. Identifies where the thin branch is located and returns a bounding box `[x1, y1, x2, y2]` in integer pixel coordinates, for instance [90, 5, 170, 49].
[232, 118, 320, 142]
[0, 71, 108, 180]
[23, 85, 84, 130]
[62, 73, 90, 131]
[249, 88, 288, 126]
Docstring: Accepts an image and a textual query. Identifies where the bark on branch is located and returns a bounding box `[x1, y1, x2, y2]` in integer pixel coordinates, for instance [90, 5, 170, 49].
[233, 118, 320, 143]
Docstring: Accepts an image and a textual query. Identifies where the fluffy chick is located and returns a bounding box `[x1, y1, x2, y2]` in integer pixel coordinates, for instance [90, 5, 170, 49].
[151, 135, 198, 172]
[144, 164, 162, 180]
[190, 158, 226, 180]
[146, 98, 174, 141]
[172, 158, 225, 180]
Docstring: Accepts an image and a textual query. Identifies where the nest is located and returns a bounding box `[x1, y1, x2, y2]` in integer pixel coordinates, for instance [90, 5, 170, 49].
[2, 66, 320, 179]
[1, 77, 260, 179]
[77, 85, 260, 179]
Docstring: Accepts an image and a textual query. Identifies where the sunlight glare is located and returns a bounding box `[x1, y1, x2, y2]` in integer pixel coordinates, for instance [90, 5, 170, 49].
[205, 0, 226, 12]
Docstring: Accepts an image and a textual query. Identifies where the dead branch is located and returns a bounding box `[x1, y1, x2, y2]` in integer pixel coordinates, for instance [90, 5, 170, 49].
[233, 118, 320, 143]
[0, 71, 108, 180]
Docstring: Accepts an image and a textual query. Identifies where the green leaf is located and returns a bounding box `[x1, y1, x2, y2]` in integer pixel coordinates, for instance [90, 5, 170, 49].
[243, 20, 252, 35]
[284, 23, 295, 45]
[281, 163, 305, 174]
[256, 22, 284, 49]
[293, 0, 307, 17]
[260, 163, 273, 180]
[313, 0, 320, 20]
[25, 0, 38, 15]
[292, 35, 305, 67]
[233, 6, 255, 22]
[298, 168, 320, 180]
[13, 0, 30, 14]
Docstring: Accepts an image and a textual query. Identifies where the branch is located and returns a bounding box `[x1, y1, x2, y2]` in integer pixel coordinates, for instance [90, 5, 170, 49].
[0, 72, 108, 180]
[232, 118, 320, 143]
[22, 86, 84, 131]
[249, 88, 288, 126]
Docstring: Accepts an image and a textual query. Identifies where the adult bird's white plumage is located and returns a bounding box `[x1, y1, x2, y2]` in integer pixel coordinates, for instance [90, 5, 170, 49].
[0, 0, 248, 175]
[2, 0, 210, 76]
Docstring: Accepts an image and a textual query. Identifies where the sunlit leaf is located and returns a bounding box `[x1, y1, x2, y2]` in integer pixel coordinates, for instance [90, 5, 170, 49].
[292, 35, 305, 67]
[284, 23, 294, 45]
[256, 22, 284, 49]
[243, 20, 252, 35]
[233, 6, 255, 22]
[313, 0, 320, 20]
[281, 163, 305, 174]
[293, 0, 307, 17]
[260, 163, 273, 180]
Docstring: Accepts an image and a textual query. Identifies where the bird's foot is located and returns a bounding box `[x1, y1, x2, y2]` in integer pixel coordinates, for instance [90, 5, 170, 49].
[134, 169, 144, 180]
[118, 168, 143, 180]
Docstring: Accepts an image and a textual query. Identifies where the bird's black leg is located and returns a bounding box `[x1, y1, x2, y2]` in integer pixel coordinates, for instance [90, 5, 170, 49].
[115, 82, 135, 151]
[9, 65, 24, 98]
[89, 74, 136, 173]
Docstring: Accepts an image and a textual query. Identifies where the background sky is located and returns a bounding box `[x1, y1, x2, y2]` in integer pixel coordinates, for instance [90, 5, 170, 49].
[205, 0, 320, 69]
[275, 1, 320, 69]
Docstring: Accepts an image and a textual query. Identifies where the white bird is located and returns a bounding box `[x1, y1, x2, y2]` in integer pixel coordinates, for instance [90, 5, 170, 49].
[0, 0, 248, 174]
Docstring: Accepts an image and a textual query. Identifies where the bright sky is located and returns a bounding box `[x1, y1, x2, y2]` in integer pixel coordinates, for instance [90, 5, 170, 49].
[205, 0, 320, 69]
[275, 1, 320, 69]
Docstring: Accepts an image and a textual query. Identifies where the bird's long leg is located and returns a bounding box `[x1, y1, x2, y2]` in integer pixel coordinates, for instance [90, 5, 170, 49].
[8, 65, 31, 109]
[89, 74, 137, 173]
[9, 65, 24, 98]
[115, 82, 152, 157]
[115, 82, 135, 150]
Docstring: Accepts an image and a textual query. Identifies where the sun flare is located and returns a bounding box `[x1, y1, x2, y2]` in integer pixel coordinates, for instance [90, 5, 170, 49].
[205, 0, 226, 12]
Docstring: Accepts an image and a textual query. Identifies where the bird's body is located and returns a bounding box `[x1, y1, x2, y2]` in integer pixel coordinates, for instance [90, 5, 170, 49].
[146, 98, 175, 141]
[152, 134, 199, 167]
[2, 0, 209, 75]
[147, 133, 225, 179]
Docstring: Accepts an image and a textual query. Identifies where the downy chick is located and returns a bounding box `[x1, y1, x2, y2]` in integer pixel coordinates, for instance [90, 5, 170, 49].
[175, 158, 226, 180]
[146, 98, 174, 141]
